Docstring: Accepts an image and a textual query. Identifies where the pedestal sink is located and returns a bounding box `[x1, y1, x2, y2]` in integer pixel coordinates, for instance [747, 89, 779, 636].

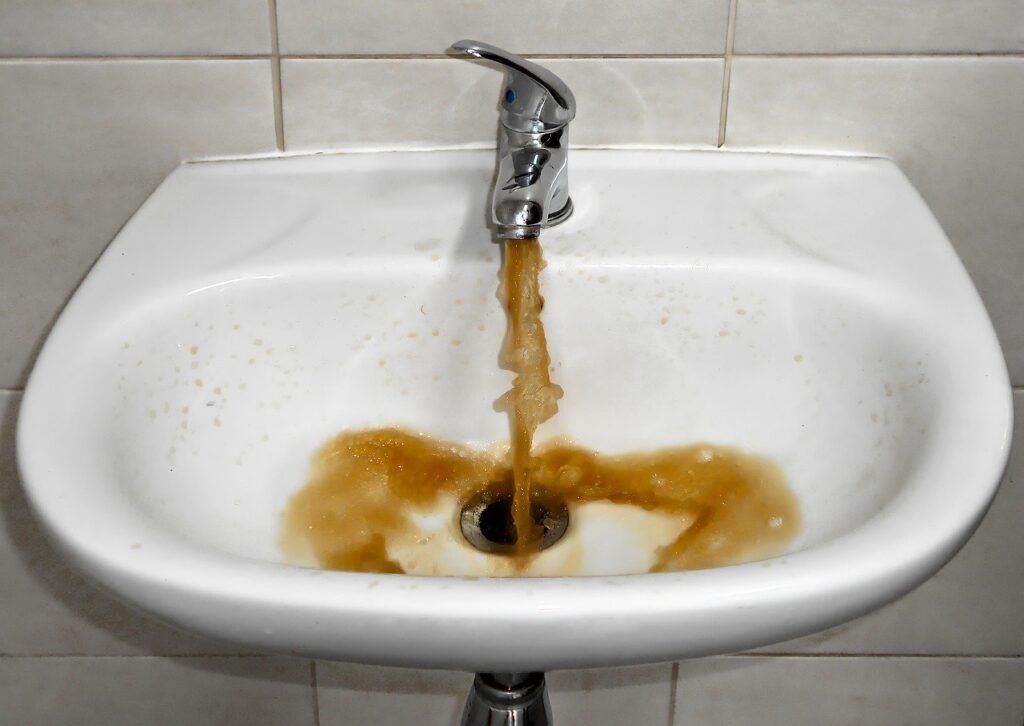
[16, 149, 1011, 673]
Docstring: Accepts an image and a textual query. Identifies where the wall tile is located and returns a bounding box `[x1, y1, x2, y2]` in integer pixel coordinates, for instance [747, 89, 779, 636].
[316, 663, 467, 726]
[0, 60, 276, 389]
[673, 656, 1024, 725]
[547, 664, 674, 726]
[0, 392, 244, 655]
[734, 0, 1024, 54]
[277, 0, 729, 55]
[0, 657, 315, 726]
[0, 0, 272, 57]
[756, 392, 1024, 656]
[726, 57, 1024, 385]
[281, 58, 723, 150]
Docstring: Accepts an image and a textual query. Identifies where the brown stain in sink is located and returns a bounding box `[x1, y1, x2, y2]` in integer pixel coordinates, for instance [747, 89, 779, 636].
[281, 428, 800, 576]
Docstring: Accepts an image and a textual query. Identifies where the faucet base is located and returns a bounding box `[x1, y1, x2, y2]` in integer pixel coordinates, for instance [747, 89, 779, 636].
[498, 198, 574, 240]
[461, 672, 552, 726]
[547, 197, 575, 227]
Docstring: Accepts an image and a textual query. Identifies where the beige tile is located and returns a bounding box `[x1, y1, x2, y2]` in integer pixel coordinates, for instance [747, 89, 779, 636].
[674, 656, 1024, 725]
[0, 0, 272, 56]
[0, 60, 276, 389]
[726, 57, 1024, 385]
[0, 392, 244, 655]
[0, 656, 315, 726]
[734, 0, 1024, 54]
[756, 392, 1024, 656]
[544, 59, 723, 148]
[277, 0, 729, 55]
[547, 664, 674, 726]
[316, 663, 468, 726]
[281, 58, 723, 150]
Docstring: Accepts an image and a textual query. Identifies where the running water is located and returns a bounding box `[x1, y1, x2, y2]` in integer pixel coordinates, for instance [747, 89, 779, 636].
[494, 238, 563, 553]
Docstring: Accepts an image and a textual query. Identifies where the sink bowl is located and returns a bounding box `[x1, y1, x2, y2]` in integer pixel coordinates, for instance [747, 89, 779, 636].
[17, 149, 1011, 671]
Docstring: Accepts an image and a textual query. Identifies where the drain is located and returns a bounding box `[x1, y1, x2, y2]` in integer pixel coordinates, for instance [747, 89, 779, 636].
[460, 481, 569, 555]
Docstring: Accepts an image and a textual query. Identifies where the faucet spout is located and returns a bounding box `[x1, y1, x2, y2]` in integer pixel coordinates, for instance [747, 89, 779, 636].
[448, 40, 576, 239]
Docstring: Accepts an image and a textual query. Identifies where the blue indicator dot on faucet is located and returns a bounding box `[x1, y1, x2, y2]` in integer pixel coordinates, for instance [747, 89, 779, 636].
[505, 88, 516, 103]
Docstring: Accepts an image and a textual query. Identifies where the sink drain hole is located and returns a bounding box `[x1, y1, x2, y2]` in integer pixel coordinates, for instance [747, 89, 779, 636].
[460, 482, 569, 555]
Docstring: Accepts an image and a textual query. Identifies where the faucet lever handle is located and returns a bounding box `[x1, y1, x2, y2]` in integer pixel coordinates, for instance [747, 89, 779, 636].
[448, 39, 576, 133]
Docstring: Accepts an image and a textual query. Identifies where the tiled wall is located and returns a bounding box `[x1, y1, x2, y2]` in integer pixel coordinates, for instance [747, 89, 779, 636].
[1, 1, 1022, 724]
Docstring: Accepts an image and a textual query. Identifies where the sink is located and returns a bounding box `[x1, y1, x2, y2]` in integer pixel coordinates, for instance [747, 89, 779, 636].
[16, 149, 1012, 671]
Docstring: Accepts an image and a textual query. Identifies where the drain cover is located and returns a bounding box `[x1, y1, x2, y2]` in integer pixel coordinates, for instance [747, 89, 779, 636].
[460, 483, 569, 555]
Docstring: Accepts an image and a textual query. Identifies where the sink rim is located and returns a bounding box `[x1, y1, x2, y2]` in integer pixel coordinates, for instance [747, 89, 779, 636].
[15, 147, 1013, 670]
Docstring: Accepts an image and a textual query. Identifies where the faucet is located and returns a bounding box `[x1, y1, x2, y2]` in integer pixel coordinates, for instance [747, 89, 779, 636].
[448, 40, 576, 239]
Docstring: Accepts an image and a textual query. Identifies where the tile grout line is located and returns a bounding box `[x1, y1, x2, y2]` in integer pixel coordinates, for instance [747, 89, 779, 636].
[267, 0, 286, 152]
[0, 55, 271, 62]
[731, 51, 1024, 59]
[716, 0, 739, 147]
[0, 52, 1023, 63]
[667, 662, 680, 726]
[0, 653, 275, 659]
[0, 53, 719, 62]
[0, 653, 1020, 660]
[732, 653, 1024, 659]
[310, 661, 321, 726]
[279, 52, 726, 60]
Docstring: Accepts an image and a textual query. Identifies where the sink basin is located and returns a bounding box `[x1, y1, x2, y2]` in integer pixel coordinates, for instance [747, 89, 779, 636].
[17, 149, 1012, 671]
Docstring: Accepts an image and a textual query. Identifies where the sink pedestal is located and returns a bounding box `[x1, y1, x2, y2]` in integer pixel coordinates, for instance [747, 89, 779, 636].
[461, 672, 552, 726]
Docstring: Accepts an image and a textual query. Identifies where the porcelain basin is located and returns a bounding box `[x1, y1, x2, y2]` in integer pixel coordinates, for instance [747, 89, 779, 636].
[17, 149, 1011, 671]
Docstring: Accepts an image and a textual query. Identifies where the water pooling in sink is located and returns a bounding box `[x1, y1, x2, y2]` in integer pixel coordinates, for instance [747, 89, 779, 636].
[280, 238, 801, 576]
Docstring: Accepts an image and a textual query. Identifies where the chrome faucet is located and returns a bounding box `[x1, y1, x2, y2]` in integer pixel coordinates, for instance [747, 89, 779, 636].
[448, 40, 576, 239]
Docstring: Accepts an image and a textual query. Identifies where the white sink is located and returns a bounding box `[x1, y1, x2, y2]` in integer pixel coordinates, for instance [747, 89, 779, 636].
[17, 149, 1012, 671]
